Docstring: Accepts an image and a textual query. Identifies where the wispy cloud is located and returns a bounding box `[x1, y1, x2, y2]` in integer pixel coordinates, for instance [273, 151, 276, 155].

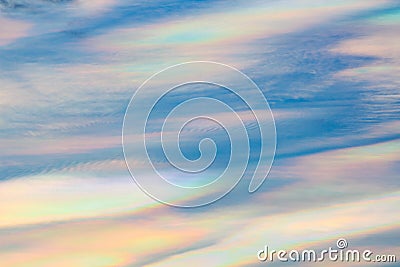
[0, 16, 31, 46]
[1, 0, 399, 266]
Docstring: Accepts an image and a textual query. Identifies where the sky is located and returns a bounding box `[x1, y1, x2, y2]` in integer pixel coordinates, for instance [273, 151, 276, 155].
[0, 0, 399, 266]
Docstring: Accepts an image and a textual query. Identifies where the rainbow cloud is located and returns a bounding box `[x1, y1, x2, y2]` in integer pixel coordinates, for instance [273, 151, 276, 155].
[1, 0, 399, 266]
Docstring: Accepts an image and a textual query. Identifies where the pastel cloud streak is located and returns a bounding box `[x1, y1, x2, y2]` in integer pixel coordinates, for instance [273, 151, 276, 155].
[0, 17, 31, 46]
[1, 0, 399, 266]
[1, 140, 399, 266]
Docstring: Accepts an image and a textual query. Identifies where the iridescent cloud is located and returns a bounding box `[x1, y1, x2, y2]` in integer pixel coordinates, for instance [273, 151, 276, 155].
[1, 0, 399, 266]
